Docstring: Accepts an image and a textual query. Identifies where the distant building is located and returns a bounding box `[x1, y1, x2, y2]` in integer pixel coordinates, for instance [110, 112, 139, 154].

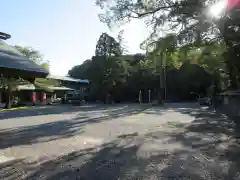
[46, 75, 89, 104]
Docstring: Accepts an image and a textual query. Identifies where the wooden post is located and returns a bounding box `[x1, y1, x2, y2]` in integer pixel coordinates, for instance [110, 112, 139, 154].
[32, 91, 36, 106]
[139, 90, 142, 104]
[149, 90, 151, 104]
[42, 92, 46, 105]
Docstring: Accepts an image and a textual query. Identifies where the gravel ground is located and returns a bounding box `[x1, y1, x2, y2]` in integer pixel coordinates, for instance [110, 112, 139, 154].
[0, 103, 240, 180]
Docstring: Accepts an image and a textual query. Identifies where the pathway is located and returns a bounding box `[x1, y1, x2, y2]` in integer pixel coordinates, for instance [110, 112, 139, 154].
[0, 103, 239, 179]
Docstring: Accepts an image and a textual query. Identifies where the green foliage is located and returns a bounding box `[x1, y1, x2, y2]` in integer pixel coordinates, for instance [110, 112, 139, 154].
[95, 33, 122, 56]
[14, 45, 54, 88]
[41, 62, 50, 72]
[14, 45, 50, 72]
[69, 33, 131, 102]
[96, 0, 240, 88]
[69, 31, 222, 102]
[14, 45, 43, 64]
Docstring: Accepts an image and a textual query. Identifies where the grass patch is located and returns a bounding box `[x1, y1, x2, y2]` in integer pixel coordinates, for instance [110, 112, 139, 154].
[0, 106, 29, 112]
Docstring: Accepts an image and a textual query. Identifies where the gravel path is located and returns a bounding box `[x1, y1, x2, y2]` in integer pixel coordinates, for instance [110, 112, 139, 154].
[0, 103, 239, 179]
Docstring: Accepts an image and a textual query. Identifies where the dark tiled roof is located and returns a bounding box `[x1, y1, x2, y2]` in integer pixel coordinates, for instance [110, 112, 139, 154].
[0, 40, 48, 77]
[0, 32, 11, 40]
[47, 74, 89, 83]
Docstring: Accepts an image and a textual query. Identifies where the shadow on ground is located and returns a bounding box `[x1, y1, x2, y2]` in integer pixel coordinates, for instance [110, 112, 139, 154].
[1, 103, 240, 179]
[0, 135, 198, 180]
[0, 104, 113, 120]
[2, 132, 240, 180]
[0, 104, 149, 149]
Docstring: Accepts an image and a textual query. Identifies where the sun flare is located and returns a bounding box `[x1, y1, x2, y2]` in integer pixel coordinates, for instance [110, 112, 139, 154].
[209, 0, 227, 17]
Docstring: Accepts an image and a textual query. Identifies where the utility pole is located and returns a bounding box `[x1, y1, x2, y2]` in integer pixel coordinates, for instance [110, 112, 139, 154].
[148, 90, 151, 104]
[163, 53, 167, 101]
[139, 90, 142, 104]
[158, 53, 163, 105]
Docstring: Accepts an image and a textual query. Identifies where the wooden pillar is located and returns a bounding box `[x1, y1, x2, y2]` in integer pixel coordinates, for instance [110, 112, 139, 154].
[42, 92, 46, 105]
[32, 91, 36, 106]
[62, 92, 67, 104]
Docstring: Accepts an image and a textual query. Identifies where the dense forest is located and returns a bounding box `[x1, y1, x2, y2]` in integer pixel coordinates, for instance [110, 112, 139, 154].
[68, 33, 226, 103]
[68, 0, 240, 103]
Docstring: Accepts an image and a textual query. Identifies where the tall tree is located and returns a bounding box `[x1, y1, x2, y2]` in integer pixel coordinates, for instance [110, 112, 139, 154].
[146, 34, 177, 103]
[69, 33, 130, 102]
[95, 33, 122, 56]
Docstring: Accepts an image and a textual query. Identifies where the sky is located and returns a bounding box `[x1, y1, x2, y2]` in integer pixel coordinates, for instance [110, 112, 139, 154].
[1, 0, 149, 76]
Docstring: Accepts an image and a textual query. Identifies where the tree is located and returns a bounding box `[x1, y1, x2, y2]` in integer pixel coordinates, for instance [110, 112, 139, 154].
[15, 45, 50, 72]
[219, 7, 240, 88]
[68, 59, 92, 79]
[14, 46, 43, 64]
[96, 0, 240, 88]
[146, 34, 177, 103]
[96, 0, 211, 42]
[94, 33, 129, 102]
[95, 33, 122, 56]
[41, 62, 50, 72]
[15, 45, 53, 84]
[69, 33, 129, 103]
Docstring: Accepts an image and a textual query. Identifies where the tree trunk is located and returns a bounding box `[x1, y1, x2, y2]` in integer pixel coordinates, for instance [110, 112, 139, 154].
[105, 93, 109, 104]
[5, 90, 12, 109]
[158, 89, 163, 105]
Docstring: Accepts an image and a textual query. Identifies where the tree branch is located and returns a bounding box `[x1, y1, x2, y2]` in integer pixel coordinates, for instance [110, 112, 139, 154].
[133, 5, 176, 18]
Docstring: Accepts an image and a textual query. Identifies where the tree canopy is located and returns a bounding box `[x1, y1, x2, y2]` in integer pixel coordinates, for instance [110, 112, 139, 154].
[95, 33, 122, 56]
[69, 32, 218, 103]
[95, 0, 240, 88]
[14, 45, 50, 72]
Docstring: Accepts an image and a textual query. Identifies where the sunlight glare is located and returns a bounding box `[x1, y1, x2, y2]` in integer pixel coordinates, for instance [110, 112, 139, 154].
[209, 0, 227, 17]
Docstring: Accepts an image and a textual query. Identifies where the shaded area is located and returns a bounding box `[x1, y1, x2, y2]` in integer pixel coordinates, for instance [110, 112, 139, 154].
[1, 132, 238, 180]
[163, 104, 240, 179]
[0, 117, 86, 149]
[0, 104, 149, 149]
[1, 103, 240, 179]
[0, 137, 197, 180]
[0, 104, 138, 120]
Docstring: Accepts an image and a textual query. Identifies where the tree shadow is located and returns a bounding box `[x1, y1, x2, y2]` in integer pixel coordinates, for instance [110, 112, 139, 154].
[0, 104, 149, 120]
[0, 133, 213, 180]
[0, 105, 83, 120]
[72, 104, 150, 121]
[162, 105, 240, 179]
[2, 130, 238, 180]
[2, 103, 239, 179]
[173, 106, 236, 137]
[0, 116, 87, 149]
[0, 105, 149, 149]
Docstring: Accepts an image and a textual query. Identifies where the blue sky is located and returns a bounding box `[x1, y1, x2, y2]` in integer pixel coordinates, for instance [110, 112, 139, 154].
[1, 0, 148, 75]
